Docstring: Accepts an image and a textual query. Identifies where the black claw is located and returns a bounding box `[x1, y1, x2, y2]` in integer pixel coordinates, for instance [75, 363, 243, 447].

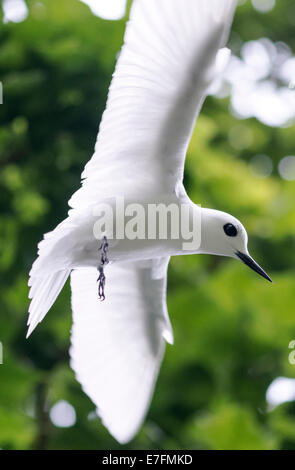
[98, 273, 106, 301]
[97, 236, 109, 301]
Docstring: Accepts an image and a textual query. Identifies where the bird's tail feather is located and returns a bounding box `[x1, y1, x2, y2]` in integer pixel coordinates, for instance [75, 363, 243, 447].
[27, 216, 78, 338]
[27, 269, 70, 338]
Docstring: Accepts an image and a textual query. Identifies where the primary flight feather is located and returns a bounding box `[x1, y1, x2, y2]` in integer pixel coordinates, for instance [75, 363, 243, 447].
[28, 0, 272, 444]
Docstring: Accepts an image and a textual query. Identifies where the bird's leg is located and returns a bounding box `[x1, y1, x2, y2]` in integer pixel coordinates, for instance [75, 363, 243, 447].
[97, 266, 106, 301]
[97, 236, 109, 301]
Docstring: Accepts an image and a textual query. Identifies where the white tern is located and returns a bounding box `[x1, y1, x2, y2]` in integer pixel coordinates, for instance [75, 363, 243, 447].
[27, 0, 272, 444]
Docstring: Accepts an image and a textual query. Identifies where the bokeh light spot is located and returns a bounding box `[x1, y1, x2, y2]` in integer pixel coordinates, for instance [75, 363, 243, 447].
[3, 0, 28, 23]
[80, 0, 127, 20]
[250, 154, 273, 178]
[252, 0, 276, 13]
[266, 377, 295, 408]
[278, 156, 295, 181]
[50, 400, 76, 428]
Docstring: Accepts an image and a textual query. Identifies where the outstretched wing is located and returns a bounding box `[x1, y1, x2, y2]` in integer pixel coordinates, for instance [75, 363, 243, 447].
[70, 258, 172, 444]
[69, 0, 237, 211]
[27, 0, 237, 337]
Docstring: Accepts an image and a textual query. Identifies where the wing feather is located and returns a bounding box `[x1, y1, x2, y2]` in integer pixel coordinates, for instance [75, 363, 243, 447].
[70, 258, 172, 443]
[69, 0, 237, 211]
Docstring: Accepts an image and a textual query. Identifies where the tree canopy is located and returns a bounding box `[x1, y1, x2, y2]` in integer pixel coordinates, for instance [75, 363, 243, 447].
[0, 0, 295, 450]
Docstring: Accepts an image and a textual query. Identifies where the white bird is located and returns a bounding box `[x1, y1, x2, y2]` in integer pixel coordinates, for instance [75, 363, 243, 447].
[27, 0, 272, 444]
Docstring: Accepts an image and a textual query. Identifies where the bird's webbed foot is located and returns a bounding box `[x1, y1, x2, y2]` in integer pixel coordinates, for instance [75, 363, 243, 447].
[97, 236, 109, 301]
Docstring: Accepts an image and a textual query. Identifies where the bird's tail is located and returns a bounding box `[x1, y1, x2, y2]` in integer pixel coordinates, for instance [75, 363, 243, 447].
[27, 269, 70, 338]
[27, 220, 74, 337]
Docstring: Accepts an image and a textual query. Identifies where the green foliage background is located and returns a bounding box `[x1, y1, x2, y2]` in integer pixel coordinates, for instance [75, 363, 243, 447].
[0, 0, 295, 450]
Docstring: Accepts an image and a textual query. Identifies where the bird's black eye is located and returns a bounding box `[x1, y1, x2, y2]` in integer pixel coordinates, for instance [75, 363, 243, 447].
[223, 223, 238, 237]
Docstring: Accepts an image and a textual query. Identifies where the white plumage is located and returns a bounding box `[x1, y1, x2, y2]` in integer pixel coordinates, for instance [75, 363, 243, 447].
[70, 258, 171, 443]
[28, 0, 240, 443]
[69, 0, 236, 208]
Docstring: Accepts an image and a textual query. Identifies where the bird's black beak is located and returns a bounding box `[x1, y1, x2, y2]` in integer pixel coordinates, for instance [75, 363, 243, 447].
[236, 251, 272, 283]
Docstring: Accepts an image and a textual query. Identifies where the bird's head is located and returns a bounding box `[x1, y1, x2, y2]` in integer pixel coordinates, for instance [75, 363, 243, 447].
[200, 208, 272, 282]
